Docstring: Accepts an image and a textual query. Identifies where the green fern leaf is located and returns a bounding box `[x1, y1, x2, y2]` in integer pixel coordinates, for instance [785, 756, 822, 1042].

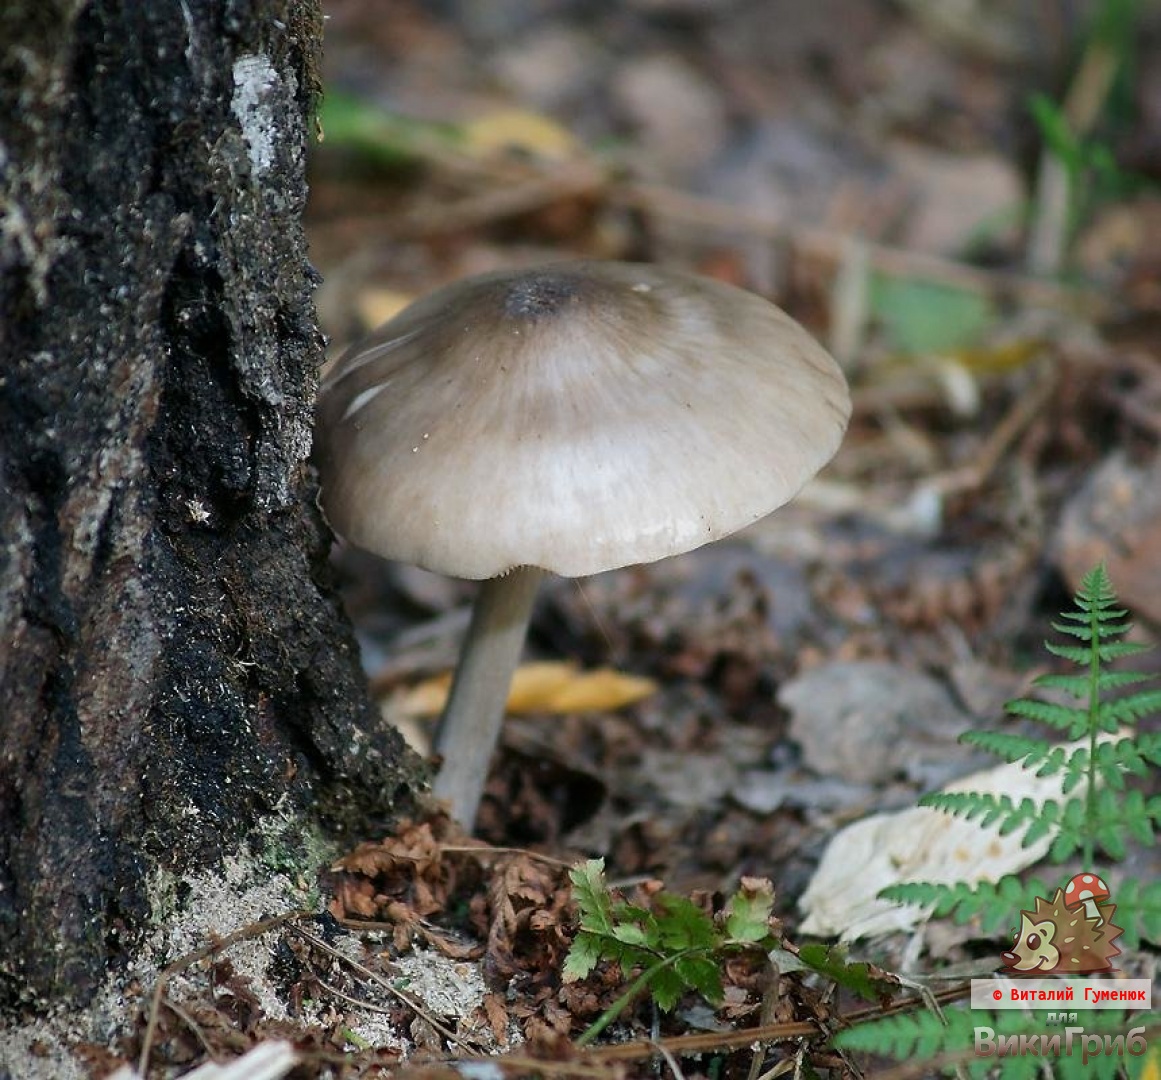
[837, 1007, 1036, 1077]
[880, 877, 1052, 935]
[797, 943, 897, 1004]
[672, 953, 723, 1005]
[1096, 670, 1156, 691]
[1103, 688, 1161, 724]
[1096, 641, 1153, 663]
[960, 730, 1051, 765]
[1048, 797, 1088, 861]
[1004, 696, 1087, 735]
[562, 931, 604, 981]
[1077, 562, 1115, 602]
[648, 964, 688, 1012]
[1034, 672, 1093, 698]
[1138, 732, 1161, 764]
[1051, 618, 1097, 640]
[1108, 878, 1161, 949]
[722, 878, 776, 944]
[917, 792, 1053, 841]
[863, 563, 1157, 1035]
[1045, 641, 1098, 664]
[1087, 736, 1158, 783]
[570, 858, 615, 935]
[1053, 614, 1132, 639]
[654, 894, 717, 952]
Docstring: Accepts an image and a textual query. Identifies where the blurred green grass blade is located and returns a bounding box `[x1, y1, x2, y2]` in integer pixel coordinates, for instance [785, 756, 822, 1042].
[870, 273, 995, 356]
[316, 90, 461, 167]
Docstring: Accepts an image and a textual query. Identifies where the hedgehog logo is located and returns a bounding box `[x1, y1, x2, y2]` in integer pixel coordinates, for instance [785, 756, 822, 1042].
[1000, 874, 1123, 975]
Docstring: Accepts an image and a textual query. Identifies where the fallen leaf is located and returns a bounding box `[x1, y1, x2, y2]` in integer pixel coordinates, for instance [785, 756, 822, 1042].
[355, 287, 414, 330]
[462, 109, 580, 162]
[398, 661, 657, 718]
[797, 734, 1116, 939]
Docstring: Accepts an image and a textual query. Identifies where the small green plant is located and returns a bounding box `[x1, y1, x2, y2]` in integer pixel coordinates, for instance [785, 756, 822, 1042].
[1026, 0, 1150, 273]
[564, 860, 901, 1047]
[839, 564, 1161, 1073]
[563, 859, 778, 1044]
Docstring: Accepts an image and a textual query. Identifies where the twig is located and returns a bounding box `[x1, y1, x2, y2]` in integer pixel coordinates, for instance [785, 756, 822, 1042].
[439, 844, 575, 869]
[138, 910, 308, 1077]
[159, 997, 219, 1062]
[651, 1039, 689, 1080]
[580, 1019, 822, 1061]
[310, 972, 398, 1016]
[285, 922, 479, 1055]
[611, 182, 1105, 316]
[397, 162, 604, 238]
[322, 135, 1106, 317]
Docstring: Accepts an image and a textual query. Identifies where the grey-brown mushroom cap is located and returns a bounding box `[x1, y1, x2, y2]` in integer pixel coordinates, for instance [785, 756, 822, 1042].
[315, 261, 850, 580]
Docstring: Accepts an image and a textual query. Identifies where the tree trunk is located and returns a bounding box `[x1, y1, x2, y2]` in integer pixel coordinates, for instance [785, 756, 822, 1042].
[0, 0, 420, 1011]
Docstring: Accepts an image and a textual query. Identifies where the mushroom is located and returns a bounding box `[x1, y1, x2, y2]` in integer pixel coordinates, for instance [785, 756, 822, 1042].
[1064, 872, 1111, 923]
[314, 261, 851, 827]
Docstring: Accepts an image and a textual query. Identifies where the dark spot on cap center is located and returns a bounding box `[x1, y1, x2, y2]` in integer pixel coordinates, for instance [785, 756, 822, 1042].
[503, 273, 582, 319]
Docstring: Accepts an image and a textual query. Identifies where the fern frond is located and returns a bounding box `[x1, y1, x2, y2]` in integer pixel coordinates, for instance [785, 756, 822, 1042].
[834, 1006, 964, 1057]
[1076, 562, 1116, 605]
[1044, 639, 1149, 665]
[959, 730, 1054, 767]
[918, 792, 1057, 841]
[1105, 877, 1161, 949]
[865, 563, 1157, 1078]
[1044, 641, 1097, 664]
[880, 876, 1051, 935]
[1092, 736, 1156, 781]
[836, 1008, 1048, 1078]
[1052, 615, 1134, 640]
[1004, 696, 1087, 736]
[1136, 731, 1161, 765]
[1103, 688, 1161, 725]
[1095, 670, 1157, 691]
[1037, 669, 1155, 703]
[1097, 641, 1153, 663]
[1092, 787, 1161, 852]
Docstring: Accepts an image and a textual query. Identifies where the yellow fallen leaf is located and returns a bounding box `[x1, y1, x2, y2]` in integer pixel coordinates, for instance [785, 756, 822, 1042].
[356, 287, 414, 330]
[950, 337, 1044, 376]
[398, 661, 656, 718]
[541, 665, 658, 713]
[505, 661, 582, 713]
[463, 109, 580, 162]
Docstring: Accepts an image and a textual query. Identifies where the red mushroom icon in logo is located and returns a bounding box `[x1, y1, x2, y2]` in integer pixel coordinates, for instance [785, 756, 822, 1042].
[1000, 874, 1123, 975]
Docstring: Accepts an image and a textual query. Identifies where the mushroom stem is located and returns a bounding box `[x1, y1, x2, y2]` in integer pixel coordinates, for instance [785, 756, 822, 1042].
[432, 565, 546, 826]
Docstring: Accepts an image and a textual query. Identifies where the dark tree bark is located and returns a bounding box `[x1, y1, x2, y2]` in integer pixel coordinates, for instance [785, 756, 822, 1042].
[0, 0, 419, 1011]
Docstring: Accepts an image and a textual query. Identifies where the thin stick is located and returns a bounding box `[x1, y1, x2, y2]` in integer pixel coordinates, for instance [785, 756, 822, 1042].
[286, 923, 477, 1054]
[138, 910, 308, 1076]
[159, 997, 218, 1061]
[612, 182, 1104, 315]
[439, 844, 575, 869]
